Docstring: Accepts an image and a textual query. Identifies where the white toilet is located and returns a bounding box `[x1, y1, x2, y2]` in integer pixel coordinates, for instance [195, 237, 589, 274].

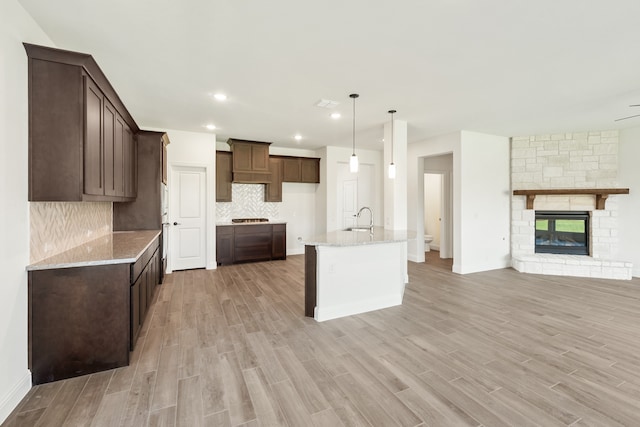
[424, 234, 433, 252]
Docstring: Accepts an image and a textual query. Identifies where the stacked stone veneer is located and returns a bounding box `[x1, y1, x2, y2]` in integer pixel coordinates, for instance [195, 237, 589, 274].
[511, 130, 632, 280]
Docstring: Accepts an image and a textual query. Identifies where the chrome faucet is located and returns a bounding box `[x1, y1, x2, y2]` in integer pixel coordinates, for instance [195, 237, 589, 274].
[356, 206, 374, 233]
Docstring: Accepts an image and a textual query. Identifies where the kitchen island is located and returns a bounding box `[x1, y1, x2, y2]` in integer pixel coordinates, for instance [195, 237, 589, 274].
[302, 227, 415, 322]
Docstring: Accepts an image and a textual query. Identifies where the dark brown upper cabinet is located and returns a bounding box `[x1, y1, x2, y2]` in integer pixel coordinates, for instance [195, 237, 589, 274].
[24, 43, 139, 202]
[227, 139, 272, 183]
[161, 133, 169, 185]
[265, 157, 283, 202]
[114, 131, 169, 231]
[280, 156, 320, 183]
[216, 151, 233, 202]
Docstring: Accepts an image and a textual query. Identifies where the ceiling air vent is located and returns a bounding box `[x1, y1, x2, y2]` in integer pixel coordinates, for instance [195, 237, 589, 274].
[315, 99, 340, 108]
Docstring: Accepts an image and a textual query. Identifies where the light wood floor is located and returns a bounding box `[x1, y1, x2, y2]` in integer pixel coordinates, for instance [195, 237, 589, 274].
[5, 256, 640, 426]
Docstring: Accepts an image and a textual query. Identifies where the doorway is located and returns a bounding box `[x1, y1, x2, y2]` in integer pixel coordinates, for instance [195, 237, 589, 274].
[424, 154, 453, 261]
[170, 165, 207, 271]
[424, 173, 442, 251]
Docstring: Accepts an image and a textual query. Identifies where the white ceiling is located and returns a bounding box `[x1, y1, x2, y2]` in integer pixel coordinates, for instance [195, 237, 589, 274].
[18, 0, 640, 150]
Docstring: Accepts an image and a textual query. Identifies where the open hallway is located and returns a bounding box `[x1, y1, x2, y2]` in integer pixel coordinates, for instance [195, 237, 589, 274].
[4, 257, 640, 426]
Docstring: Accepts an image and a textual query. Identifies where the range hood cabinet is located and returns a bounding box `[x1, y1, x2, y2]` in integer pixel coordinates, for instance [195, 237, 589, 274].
[227, 139, 272, 184]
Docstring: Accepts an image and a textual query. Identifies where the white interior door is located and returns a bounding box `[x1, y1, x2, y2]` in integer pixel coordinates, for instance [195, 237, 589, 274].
[170, 166, 206, 271]
[342, 179, 358, 229]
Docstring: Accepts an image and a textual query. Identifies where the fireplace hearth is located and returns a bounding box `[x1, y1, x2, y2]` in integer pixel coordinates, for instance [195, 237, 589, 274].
[535, 211, 589, 255]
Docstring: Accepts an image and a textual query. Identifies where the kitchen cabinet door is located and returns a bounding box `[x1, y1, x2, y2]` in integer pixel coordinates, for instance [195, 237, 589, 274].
[272, 224, 287, 260]
[123, 124, 137, 198]
[139, 263, 148, 324]
[251, 143, 270, 172]
[84, 77, 104, 196]
[162, 133, 169, 184]
[130, 276, 141, 349]
[216, 226, 234, 265]
[282, 157, 301, 182]
[216, 151, 233, 202]
[265, 157, 283, 202]
[234, 225, 273, 263]
[300, 158, 320, 183]
[103, 99, 116, 196]
[112, 112, 126, 197]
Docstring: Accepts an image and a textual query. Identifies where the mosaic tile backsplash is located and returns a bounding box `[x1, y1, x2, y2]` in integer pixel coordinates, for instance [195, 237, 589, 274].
[216, 183, 280, 221]
[30, 202, 112, 263]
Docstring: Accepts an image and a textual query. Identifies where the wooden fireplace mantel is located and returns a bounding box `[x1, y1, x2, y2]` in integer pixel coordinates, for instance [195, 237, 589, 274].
[513, 188, 630, 210]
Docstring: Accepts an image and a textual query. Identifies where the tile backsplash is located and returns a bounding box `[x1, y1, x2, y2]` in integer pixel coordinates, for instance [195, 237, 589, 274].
[216, 183, 280, 221]
[30, 202, 112, 263]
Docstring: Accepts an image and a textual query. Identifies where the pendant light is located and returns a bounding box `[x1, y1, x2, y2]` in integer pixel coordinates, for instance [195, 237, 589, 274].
[349, 93, 359, 173]
[388, 109, 397, 179]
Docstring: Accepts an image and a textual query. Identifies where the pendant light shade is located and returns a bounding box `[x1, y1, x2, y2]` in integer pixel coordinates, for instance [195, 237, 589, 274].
[388, 163, 396, 179]
[350, 154, 359, 173]
[349, 93, 359, 173]
[388, 109, 396, 179]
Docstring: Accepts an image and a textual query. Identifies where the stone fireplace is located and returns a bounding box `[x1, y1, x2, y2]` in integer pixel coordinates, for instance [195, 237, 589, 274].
[510, 130, 633, 280]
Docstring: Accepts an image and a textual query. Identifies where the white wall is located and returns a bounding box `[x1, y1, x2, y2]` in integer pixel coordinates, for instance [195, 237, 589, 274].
[457, 131, 511, 273]
[619, 127, 640, 277]
[320, 146, 383, 233]
[0, 1, 54, 422]
[407, 131, 510, 273]
[165, 129, 216, 270]
[269, 146, 320, 255]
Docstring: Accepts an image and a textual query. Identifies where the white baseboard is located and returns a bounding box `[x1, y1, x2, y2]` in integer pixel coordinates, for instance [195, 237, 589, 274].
[0, 370, 31, 424]
[287, 248, 305, 256]
[454, 261, 511, 275]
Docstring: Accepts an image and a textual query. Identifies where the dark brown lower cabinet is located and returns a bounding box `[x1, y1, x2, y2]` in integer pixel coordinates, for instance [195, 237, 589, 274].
[29, 237, 160, 385]
[235, 224, 273, 263]
[216, 225, 234, 265]
[130, 245, 161, 349]
[272, 224, 286, 259]
[216, 224, 286, 265]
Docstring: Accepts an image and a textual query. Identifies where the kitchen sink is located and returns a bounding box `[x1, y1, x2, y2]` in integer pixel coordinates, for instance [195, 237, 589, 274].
[344, 227, 372, 232]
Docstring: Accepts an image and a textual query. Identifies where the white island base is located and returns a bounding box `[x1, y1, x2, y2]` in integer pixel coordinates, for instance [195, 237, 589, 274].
[303, 228, 412, 322]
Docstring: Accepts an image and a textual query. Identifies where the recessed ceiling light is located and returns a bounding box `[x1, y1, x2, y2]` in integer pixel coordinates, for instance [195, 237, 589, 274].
[294, 134, 302, 141]
[213, 93, 227, 101]
[330, 112, 341, 119]
[205, 124, 216, 130]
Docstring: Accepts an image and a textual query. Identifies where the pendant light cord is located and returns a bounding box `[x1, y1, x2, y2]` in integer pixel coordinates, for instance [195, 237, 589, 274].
[389, 109, 396, 164]
[350, 94, 359, 155]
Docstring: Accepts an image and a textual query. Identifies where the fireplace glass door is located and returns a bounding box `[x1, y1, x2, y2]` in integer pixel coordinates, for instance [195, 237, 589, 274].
[535, 211, 589, 255]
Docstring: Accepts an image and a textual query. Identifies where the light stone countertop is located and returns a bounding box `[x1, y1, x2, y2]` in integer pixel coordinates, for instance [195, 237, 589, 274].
[27, 230, 161, 271]
[216, 220, 287, 226]
[301, 227, 416, 247]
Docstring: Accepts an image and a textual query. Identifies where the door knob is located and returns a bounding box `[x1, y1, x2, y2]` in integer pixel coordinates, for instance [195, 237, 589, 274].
[173, 222, 181, 226]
